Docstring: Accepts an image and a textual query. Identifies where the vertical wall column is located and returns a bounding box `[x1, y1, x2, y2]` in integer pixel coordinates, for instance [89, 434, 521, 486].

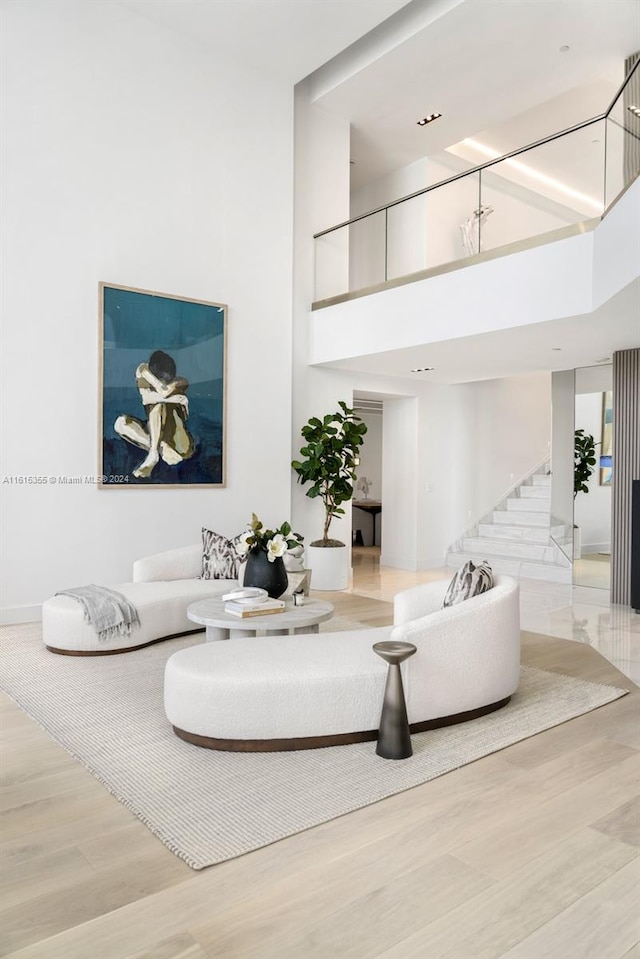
[611, 348, 640, 605]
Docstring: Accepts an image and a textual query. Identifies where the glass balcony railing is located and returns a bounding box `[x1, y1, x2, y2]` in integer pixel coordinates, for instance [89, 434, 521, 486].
[314, 59, 640, 304]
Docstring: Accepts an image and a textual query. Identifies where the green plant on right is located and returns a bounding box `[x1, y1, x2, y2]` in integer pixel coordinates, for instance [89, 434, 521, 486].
[574, 428, 598, 498]
[292, 401, 368, 547]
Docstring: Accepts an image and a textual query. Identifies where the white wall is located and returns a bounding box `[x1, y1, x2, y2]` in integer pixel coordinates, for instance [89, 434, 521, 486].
[576, 364, 613, 394]
[310, 227, 595, 364]
[574, 392, 612, 552]
[592, 177, 640, 310]
[1, 1, 294, 617]
[381, 398, 418, 567]
[294, 74, 556, 573]
[349, 158, 429, 290]
[378, 372, 552, 568]
[456, 372, 552, 525]
[291, 82, 355, 549]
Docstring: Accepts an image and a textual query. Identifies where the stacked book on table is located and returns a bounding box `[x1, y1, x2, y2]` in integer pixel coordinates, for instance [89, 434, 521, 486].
[224, 598, 285, 618]
[222, 589, 285, 618]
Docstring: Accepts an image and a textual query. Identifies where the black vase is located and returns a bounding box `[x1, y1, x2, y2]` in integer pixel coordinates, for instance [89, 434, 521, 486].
[243, 550, 288, 599]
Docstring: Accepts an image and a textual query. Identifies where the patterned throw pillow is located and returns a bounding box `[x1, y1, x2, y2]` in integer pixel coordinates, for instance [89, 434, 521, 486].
[201, 528, 243, 580]
[442, 560, 493, 608]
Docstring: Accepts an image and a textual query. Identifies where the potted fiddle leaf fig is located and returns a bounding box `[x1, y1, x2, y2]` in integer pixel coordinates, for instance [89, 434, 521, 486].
[292, 401, 367, 590]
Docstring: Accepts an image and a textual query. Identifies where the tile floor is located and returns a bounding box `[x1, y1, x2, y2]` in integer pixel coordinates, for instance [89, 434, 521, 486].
[350, 547, 640, 684]
[573, 552, 611, 590]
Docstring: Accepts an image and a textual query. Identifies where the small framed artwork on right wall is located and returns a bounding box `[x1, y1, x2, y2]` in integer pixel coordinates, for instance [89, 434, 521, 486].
[599, 390, 613, 486]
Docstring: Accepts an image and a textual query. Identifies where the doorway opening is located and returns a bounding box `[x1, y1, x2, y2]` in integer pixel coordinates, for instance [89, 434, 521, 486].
[352, 394, 383, 568]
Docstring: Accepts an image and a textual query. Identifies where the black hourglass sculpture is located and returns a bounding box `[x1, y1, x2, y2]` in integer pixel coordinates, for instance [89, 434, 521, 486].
[372, 640, 417, 760]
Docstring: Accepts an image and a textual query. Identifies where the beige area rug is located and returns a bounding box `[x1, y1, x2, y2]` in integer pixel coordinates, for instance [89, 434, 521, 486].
[0, 621, 628, 870]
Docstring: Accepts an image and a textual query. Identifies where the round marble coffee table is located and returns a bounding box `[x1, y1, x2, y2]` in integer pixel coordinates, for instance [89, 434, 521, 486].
[187, 597, 334, 642]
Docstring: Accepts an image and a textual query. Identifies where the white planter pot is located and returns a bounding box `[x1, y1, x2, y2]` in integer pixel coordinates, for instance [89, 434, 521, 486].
[305, 544, 349, 591]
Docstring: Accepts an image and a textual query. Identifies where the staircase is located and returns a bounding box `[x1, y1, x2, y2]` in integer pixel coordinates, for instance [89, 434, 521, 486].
[446, 467, 572, 583]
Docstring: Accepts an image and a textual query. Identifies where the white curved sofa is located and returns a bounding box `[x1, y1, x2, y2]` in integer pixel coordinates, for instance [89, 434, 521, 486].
[43, 544, 236, 655]
[164, 575, 521, 751]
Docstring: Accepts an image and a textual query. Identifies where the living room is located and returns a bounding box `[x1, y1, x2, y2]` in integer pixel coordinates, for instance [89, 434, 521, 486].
[1, 1, 639, 957]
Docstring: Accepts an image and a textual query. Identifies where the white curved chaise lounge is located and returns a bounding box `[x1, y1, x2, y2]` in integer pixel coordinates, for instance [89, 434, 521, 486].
[43, 544, 236, 655]
[164, 575, 521, 751]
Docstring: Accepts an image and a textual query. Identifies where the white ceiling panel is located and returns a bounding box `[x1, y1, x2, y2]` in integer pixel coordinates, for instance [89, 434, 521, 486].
[118, 0, 412, 84]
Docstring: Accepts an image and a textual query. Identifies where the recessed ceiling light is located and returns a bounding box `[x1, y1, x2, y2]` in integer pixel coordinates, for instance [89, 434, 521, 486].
[410, 367, 434, 372]
[551, 347, 562, 351]
[628, 104, 640, 118]
[596, 356, 611, 363]
[559, 45, 570, 53]
[591, 139, 600, 144]
[417, 113, 442, 127]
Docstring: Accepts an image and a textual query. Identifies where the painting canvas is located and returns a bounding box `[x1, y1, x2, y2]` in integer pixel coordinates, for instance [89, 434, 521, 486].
[599, 390, 613, 486]
[99, 284, 226, 487]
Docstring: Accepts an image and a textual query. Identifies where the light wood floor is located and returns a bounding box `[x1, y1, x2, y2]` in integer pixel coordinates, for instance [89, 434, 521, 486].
[1, 584, 639, 959]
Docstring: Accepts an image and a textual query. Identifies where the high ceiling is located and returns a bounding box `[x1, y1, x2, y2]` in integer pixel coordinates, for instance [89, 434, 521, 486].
[304, 0, 639, 385]
[117, 0, 639, 384]
[308, 0, 639, 190]
[118, 0, 638, 194]
[118, 0, 411, 84]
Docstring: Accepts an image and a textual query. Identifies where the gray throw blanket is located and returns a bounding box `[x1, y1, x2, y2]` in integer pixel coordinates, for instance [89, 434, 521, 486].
[56, 585, 141, 643]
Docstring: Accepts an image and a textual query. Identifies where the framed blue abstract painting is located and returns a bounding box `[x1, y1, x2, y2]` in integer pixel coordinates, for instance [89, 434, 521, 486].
[99, 283, 227, 488]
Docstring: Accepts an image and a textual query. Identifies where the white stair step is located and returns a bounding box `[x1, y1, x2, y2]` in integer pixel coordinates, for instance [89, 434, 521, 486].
[462, 537, 557, 562]
[519, 486, 551, 499]
[478, 523, 552, 544]
[446, 551, 572, 584]
[494, 509, 550, 526]
[532, 474, 551, 486]
[506, 497, 550, 513]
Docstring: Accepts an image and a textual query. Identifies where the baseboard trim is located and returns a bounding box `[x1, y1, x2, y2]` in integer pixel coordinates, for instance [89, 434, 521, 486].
[0, 605, 43, 625]
[581, 543, 611, 555]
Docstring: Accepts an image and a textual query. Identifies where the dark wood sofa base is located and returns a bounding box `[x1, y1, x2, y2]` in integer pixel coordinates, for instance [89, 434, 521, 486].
[173, 695, 512, 752]
[45, 628, 203, 656]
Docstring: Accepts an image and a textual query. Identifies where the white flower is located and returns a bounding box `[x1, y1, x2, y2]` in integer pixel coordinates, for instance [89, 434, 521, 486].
[266, 534, 287, 562]
[235, 530, 253, 557]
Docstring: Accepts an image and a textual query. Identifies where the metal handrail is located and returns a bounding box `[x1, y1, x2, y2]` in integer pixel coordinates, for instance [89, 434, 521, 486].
[604, 54, 639, 117]
[314, 58, 639, 241]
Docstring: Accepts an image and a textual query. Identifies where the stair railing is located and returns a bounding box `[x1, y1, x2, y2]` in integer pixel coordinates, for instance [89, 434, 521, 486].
[447, 453, 551, 558]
